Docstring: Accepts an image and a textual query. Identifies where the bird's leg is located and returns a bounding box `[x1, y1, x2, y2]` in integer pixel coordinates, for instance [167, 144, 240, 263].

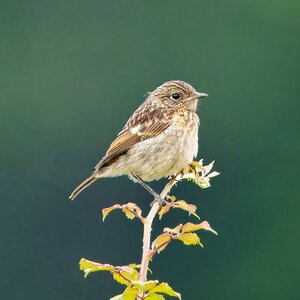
[132, 174, 166, 207]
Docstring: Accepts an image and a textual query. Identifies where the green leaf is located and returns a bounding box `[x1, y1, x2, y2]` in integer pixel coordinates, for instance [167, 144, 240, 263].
[149, 282, 181, 299]
[177, 233, 203, 247]
[79, 258, 114, 278]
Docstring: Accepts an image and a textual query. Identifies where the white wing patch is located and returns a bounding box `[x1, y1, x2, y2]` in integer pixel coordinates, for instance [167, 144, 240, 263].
[130, 125, 141, 135]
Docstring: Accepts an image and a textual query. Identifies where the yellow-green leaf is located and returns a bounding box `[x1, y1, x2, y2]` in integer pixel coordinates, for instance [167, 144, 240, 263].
[163, 224, 182, 235]
[121, 267, 139, 281]
[132, 280, 158, 292]
[123, 287, 139, 299]
[128, 264, 141, 270]
[158, 205, 170, 220]
[177, 233, 203, 247]
[110, 287, 139, 300]
[151, 233, 172, 254]
[145, 293, 165, 300]
[149, 282, 181, 299]
[122, 208, 135, 219]
[112, 272, 131, 286]
[124, 203, 142, 219]
[181, 222, 202, 233]
[102, 204, 122, 221]
[176, 200, 200, 219]
[168, 195, 176, 202]
[79, 258, 114, 278]
[102, 203, 143, 221]
[181, 221, 218, 235]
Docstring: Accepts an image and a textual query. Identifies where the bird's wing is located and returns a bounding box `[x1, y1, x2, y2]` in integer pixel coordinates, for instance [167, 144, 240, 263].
[95, 105, 172, 170]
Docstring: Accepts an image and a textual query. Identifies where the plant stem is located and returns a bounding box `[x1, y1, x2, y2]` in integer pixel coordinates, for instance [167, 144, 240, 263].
[138, 177, 177, 282]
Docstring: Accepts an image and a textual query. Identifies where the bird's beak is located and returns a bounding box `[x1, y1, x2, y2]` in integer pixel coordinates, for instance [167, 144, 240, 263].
[197, 92, 208, 98]
[185, 91, 208, 102]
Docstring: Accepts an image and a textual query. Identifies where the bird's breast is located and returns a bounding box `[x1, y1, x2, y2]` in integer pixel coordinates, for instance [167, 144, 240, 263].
[125, 111, 199, 181]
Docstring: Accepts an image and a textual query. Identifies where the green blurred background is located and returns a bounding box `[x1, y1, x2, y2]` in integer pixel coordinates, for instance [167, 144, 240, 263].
[1, 0, 299, 299]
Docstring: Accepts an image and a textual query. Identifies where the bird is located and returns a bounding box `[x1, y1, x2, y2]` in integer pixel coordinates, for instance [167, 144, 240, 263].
[69, 80, 208, 204]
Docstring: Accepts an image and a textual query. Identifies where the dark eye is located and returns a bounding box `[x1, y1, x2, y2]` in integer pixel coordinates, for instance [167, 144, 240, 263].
[171, 93, 181, 100]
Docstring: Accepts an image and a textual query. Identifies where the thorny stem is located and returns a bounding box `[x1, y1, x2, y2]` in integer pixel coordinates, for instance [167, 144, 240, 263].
[138, 177, 177, 282]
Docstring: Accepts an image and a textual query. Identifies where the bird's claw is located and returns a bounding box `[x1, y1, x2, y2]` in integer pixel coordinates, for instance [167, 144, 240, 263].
[150, 196, 167, 207]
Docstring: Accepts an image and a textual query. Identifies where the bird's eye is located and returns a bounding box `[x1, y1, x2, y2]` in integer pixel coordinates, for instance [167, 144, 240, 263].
[171, 93, 181, 100]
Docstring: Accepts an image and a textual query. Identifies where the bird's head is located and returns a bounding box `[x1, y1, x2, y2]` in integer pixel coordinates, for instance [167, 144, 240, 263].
[148, 80, 208, 111]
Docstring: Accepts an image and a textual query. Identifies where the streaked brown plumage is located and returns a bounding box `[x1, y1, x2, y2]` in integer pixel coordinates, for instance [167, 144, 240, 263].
[70, 80, 207, 202]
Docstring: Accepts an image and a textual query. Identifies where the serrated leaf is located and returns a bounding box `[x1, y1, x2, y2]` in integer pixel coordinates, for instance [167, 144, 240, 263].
[158, 205, 170, 220]
[124, 203, 142, 219]
[132, 280, 158, 292]
[168, 195, 176, 202]
[149, 282, 181, 299]
[113, 272, 131, 286]
[176, 200, 200, 219]
[198, 177, 211, 188]
[122, 266, 138, 276]
[123, 287, 139, 299]
[181, 222, 218, 235]
[163, 224, 182, 235]
[145, 293, 165, 300]
[79, 258, 114, 278]
[181, 222, 202, 233]
[177, 172, 198, 184]
[151, 233, 172, 254]
[199, 221, 218, 235]
[121, 267, 139, 281]
[102, 203, 143, 221]
[177, 233, 203, 247]
[110, 288, 139, 300]
[102, 204, 122, 221]
[122, 208, 135, 219]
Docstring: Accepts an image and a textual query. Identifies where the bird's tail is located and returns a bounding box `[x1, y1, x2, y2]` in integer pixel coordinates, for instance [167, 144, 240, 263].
[69, 174, 97, 200]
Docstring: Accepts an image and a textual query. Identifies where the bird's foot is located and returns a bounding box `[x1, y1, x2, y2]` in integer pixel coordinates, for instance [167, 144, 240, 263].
[150, 195, 167, 207]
